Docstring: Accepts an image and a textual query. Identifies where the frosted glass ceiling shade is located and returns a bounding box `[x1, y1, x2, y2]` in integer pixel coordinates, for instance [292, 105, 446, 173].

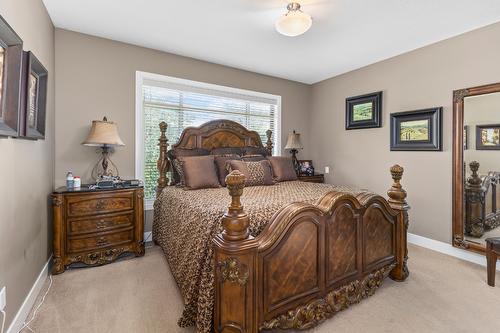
[275, 2, 312, 37]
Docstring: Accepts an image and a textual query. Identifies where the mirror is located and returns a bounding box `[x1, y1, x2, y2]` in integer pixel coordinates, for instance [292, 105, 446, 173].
[453, 83, 500, 253]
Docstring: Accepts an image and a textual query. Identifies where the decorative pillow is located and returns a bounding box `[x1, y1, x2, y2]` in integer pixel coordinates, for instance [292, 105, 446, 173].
[226, 160, 274, 186]
[171, 159, 185, 186]
[244, 146, 269, 157]
[170, 148, 210, 185]
[214, 155, 242, 186]
[178, 155, 220, 189]
[211, 147, 243, 157]
[268, 156, 298, 182]
[242, 154, 266, 162]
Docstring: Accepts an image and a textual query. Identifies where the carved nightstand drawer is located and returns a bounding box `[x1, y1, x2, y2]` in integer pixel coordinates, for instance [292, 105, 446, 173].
[67, 228, 134, 254]
[68, 213, 134, 235]
[66, 191, 134, 217]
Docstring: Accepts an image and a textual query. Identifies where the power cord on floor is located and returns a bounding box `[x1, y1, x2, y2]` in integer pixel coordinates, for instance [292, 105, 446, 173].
[18, 274, 53, 333]
[145, 232, 154, 249]
[1, 309, 6, 333]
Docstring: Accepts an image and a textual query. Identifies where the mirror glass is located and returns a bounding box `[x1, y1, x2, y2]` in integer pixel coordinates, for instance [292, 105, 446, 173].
[463, 92, 500, 246]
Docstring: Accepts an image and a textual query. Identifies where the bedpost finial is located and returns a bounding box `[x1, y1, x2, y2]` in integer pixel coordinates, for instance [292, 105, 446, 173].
[223, 170, 250, 241]
[226, 170, 245, 204]
[266, 129, 273, 156]
[467, 161, 482, 187]
[159, 121, 167, 133]
[390, 164, 404, 183]
[387, 164, 408, 210]
[469, 160, 480, 175]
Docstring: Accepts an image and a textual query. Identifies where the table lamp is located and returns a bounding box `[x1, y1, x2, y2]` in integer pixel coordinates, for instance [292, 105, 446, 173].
[82, 117, 125, 180]
[284, 130, 303, 175]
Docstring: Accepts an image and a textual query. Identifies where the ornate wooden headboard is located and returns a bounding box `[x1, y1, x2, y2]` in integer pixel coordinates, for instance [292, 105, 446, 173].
[172, 119, 270, 150]
[156, 119, 274, 195]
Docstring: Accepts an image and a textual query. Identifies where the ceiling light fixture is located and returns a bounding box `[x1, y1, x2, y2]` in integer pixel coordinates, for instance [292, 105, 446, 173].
[275, 2, 312, 37]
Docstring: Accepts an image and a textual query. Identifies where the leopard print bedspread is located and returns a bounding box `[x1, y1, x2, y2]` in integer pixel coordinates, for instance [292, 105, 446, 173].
[153, 181, 362, 333]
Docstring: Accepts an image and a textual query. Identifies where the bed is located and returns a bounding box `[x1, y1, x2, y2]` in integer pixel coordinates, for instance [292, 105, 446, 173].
[153, 120, 410, 333]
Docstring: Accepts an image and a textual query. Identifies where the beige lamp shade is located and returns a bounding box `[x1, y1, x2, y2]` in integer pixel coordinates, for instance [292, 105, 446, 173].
[284, 130, 303, 150]
[82, 117, 125, 147]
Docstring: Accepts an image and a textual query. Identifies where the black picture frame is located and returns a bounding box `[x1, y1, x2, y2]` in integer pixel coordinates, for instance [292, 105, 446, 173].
[345, 91, 382, 130]
[390, 107, 442, 151]
[0, 15, 23, 137]
[298, 160, 314, 176]
[20, 51, 48, 140]
[476, 124, 500, 150]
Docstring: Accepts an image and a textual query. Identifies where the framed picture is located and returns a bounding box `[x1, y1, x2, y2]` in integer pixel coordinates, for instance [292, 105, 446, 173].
[298, 160, 315, 176]
[345, 91, 382, 130]
[0, 15, 23, 137]
[390, 107, 442, 151]
[476, 124, 500, 150]
[463, 125, 469, 150]
[20, 51, 48, 140]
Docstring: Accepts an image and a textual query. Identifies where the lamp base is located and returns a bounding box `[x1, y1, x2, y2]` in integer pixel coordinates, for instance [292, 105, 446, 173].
[290, 149, 300, 175]
[91, 145, 120, 181]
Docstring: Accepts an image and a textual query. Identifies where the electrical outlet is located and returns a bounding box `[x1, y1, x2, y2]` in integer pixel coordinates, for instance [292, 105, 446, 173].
[324, 166, 330, 174]
[0, 286, 5, 311]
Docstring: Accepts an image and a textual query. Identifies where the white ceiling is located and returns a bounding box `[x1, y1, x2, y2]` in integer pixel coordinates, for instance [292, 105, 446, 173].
[42, 0, 500, 84]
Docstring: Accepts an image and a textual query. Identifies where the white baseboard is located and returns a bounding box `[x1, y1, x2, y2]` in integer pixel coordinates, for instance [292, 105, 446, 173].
[144, 231, 153, 243]
[407, 233, 499, 271]
[6, 256, 51, 333]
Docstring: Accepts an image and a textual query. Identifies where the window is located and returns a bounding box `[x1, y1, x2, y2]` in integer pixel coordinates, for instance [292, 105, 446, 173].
[136, 71, 281, 208]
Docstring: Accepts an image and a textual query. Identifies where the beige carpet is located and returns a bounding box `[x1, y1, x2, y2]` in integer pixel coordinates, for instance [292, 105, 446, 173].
[22, 244, 500, 333]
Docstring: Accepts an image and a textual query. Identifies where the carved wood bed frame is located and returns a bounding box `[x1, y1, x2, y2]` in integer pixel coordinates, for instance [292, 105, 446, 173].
[155, 120, 410, 333]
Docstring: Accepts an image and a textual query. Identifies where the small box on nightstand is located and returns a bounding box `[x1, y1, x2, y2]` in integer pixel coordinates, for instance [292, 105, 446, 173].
[298, 173, 324, 183]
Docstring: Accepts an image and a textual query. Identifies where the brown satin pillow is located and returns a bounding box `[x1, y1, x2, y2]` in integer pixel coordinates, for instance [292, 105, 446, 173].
[171, 148, 210, 185]
[214, 154, 241, 186]
[226, 160, 274, 186]
[268, 156, 298, 182]
[178, 155, 220, 189]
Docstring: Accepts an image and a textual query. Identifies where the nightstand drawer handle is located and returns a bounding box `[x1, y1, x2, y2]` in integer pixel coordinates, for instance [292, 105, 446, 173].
[96, 200, 106, 210]
[96, 220, 110, 229]
[96, 237, 109, 246]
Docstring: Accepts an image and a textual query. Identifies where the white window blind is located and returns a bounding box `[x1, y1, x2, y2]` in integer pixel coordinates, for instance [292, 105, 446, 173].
[141, 77, 281, 201]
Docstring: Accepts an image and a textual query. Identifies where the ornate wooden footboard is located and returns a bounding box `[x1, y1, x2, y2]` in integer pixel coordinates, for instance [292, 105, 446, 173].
[213, 166, 409, 333]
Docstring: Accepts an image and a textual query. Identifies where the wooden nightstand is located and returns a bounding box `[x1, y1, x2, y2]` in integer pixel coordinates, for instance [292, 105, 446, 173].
[51, 185, 145, 274]
[298, 174, 325, 183]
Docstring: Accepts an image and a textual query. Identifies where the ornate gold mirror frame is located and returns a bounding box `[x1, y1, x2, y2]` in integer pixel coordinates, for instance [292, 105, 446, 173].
[453, 82, 500, 253]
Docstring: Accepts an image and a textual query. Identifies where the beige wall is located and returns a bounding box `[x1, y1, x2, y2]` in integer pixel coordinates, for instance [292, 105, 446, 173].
[464, 92, 500, 175]
[56, 23, 500, 241]
[0, 0, 54, 328]
[310, 22, 500, 243]
[54, 29, 312, 188]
